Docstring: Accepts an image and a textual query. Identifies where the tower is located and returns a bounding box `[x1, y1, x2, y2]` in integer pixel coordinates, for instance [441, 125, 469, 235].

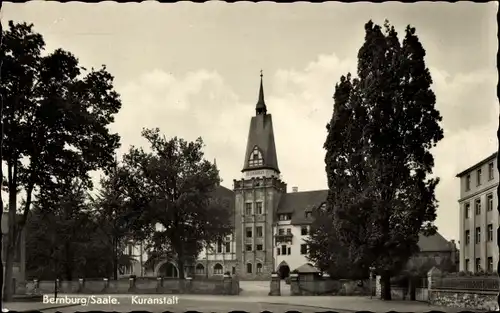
[233, 71, 287, 279]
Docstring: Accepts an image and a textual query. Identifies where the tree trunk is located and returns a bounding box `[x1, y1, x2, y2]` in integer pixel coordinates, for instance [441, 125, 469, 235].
[380, 271, 391, 300]
[178, 258, 185, 280]
[3, 242, 14, 301]
[64, 242, 73, 281]
[113, 237, 118, 280]
[3, 185, 18, 302]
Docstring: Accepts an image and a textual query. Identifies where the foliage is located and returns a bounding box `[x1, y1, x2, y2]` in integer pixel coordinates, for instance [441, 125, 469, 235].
[119, 128, 232, 279]
[0, 20, 121, 300]
[308, 20, 443, 301]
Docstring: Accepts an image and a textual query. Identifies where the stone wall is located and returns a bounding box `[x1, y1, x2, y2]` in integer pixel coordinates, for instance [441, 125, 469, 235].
[285, 274, 370, 296]
[25, 275, 240, 296]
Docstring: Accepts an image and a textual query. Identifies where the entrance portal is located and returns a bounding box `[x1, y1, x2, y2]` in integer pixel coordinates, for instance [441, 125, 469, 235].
[159, 262, 179, 278]
[277, 263, 290, 279]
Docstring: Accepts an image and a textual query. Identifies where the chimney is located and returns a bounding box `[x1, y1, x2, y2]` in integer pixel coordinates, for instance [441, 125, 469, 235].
[292, 186, 298, 192]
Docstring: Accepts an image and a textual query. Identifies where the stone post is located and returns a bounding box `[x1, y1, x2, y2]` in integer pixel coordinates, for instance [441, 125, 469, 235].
[33, 279, 40, 295]
[77, 278, 85, 293]
[156, 277, 163, 293]
[289, 273, 300, 296]
[322, 273, 331, 295]
[128, 277, 136, 292]
[222, 274, 232, 295]
[427, 266, 441, 304]
[375, 275, 381, 298]
[102, 278, 109, 293]
[185, 277, 193, 294]
[268, 272, 280, 296]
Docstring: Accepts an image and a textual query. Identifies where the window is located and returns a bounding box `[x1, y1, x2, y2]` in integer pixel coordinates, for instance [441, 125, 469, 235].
[487, 194, 493, 211]
[305, 212, 312, 218]
[286, 228, 291, 235]
[489, 162, 495, 180]
[279, 214, 291, 221]
[255, 202, 263, 215]
[475, 199, 481, 215]
[246, 244, 252, 251]
[465, 202, 470, 219]
[488, 257, 494, 272]
[465, 259, 470, 272]
[287, 247, 291, 255]
[127, 244, 133, 255]
[281, 245, 287, 255]
[278, 229, 284, 235]
[277, 248, 281, 255]
[225, 241, 231, 253]
[246, 263, 252, 274]
[300, 244, 308, 255]
[195, 264, 205, 275]
[232, 266, 236, 274]
[256, 263, 262, 273]
[301, 226, 308, 236]
[245, 203, 252, 215]
[217, 241, 223, 253]
[214, 263, 223, 275]
[226, 236, 231, 241]
[246, 227, 252, 238]
[488, 224, 493, 241]
[465, 230, 470, 245]
[248, 146, 264, 167]
[466, 174, 471, 191]
[256, 226, 263, 237]
[475, 227, 481, 244]
[477, 169, 482, 186]
[256, 244, 263, 251]
[475, 258, 481, 272]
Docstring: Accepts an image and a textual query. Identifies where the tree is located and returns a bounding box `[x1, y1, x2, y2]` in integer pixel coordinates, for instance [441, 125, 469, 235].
[120, 128, 232, 279]
[92, 163, 139, 280]
[311, 20, 443, 301]
[0, 21, 121, 300]
[0, 2, 5, 307]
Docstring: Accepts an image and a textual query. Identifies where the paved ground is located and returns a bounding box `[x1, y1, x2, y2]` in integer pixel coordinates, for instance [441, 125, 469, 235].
[4, 294, 467, 313]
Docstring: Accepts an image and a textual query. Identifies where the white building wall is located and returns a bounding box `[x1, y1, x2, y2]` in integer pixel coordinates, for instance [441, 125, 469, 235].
[459, 155, 498, 273]
[273, 223, 311, 272]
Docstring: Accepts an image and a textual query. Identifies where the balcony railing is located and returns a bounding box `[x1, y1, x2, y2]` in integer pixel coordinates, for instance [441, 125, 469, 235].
[275, 234, 293, 244]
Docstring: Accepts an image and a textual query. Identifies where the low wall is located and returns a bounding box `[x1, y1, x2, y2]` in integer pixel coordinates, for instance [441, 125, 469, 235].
[289, 276, 370, 296]
[428, 274, 499, 311]
[25, 276, 240, 296]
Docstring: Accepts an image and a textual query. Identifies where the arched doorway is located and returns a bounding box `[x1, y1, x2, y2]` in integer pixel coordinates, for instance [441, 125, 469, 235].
[159, 262, 179, 278]
[277, 261, 290, 279]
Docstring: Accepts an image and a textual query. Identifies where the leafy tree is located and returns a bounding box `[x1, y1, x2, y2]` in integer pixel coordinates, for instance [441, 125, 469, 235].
[310, 20, 443, 301]
[0, 2, 5, 307]
[0, 21, 121, 300]
[92, 163, 140, 280]
[120, 128, 232, 279]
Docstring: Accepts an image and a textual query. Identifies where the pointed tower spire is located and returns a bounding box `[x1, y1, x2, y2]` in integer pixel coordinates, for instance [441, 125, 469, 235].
[214, 158, 217, 168]
[256, 70, 267, 115]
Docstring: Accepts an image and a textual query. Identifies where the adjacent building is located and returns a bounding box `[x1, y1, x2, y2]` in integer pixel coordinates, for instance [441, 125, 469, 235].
[126, 74, 458, 280]
[457, 152, 498, 273]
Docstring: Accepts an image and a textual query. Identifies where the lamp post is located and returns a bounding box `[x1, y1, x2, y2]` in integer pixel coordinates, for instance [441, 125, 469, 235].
[369, 266, 376, 299]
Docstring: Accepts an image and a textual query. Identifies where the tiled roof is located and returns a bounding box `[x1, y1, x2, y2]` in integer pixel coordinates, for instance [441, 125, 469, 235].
[417, 232, 453, 252]
[241, 114, 280, 173]
[295, 263, 321, 273]
[276, 190, 329, 224]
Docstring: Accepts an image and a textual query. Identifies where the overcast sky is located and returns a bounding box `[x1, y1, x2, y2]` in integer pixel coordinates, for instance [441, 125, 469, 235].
[3, 2, 498, 241]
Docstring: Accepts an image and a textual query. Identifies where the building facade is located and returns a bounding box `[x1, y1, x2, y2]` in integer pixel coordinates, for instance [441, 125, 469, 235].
[127, 74, 458, 280]
[457, 152, 498, 273]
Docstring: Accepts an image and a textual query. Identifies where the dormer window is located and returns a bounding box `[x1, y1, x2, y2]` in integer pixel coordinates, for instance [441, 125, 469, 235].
[279, 214, 291, 221]
[248, 146, 264, 167]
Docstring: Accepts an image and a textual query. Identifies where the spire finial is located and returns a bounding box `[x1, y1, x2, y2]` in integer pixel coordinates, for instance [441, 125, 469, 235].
[256, 70, 267, 115]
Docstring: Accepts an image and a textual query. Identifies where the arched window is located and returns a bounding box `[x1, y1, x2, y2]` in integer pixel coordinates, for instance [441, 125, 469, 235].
[256, 263, 263, 273]
[195, 264, 205, 275]
[248, 146, 264, 167]
[246, 263, 253, 274]
[213, 263, 223, 275]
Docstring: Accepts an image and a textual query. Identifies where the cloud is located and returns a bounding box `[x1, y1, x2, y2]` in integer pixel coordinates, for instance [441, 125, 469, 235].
[111, 53, 497, 241]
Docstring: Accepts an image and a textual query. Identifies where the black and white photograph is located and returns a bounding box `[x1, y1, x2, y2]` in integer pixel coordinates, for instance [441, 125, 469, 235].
[0, 2, 498, 312]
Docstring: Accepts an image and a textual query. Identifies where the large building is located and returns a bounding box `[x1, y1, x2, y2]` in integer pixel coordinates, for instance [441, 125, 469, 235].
[126, 75, 458, 280]
[457, 152, 498, 273]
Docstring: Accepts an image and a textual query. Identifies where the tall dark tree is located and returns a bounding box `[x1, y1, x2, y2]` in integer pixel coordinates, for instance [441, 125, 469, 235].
[92, 163, 138, 280]
[0, 3, 5, 307]
[310, 20, 443, 301]
[120, 128, 232, 279]
[0, 21, 121, 300]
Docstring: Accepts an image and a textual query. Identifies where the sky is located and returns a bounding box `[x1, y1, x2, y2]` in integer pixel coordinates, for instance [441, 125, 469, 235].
[2, 2, 498, 242]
